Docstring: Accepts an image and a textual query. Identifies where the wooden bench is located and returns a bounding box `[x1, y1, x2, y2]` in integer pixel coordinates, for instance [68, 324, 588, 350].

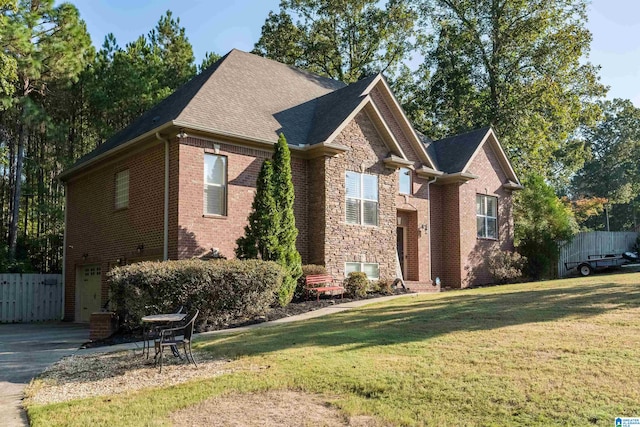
[305, 274, 345, 302]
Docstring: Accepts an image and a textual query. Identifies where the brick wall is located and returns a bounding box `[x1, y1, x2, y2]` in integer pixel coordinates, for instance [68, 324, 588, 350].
[459, 142, 514, 287]
[307, 156, 326, 265]
[176, 137, 310, 263]
[435, 183, 463, 287]
[65, 141, 166, 320]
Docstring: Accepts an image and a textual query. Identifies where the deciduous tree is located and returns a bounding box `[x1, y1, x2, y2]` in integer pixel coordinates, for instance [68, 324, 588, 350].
[417, 0, 606, 180]
[253, 0, 418, 83]
[571, 99, 640, 230]
[515, 174, 577, 279]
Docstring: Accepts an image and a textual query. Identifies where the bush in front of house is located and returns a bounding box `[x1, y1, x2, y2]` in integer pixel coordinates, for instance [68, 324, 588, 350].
[108, 259, 285, 329]
[344, 272, 370, 298]
[294, 264, 328, 301]
[487, 250, 527, 284]
[371, 278, 394, 295]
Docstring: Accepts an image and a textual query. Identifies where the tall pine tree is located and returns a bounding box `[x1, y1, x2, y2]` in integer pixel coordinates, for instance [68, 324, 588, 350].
[272, 133, 302, 306]
[3, 0, 92, 261]
[235, 134, 302, 306]
[235, 159, 279, 260]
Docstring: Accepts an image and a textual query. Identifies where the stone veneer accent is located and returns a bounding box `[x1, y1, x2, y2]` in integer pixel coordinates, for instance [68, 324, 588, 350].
[321, 111, 397, 281]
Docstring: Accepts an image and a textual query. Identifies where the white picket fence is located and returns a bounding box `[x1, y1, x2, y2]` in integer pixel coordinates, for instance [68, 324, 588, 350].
[0, 274, 63, 323]
[558, 231, 639, 278]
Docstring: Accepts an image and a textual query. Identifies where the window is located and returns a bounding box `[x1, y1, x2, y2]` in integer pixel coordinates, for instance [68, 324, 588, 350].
[399, 168, 411, 195]
[345, 262, 380, 280]
[476, 194, 498, 239]
[204, 154, 227, 216]
[345, 171, 378, 226]
[114, 169, 129, 209]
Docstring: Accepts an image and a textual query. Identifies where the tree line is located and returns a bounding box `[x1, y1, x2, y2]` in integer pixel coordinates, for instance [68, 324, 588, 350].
[1, 0, 638, 274]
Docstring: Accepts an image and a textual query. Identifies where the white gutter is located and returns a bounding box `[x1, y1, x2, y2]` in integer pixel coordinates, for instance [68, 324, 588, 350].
[426, 176, 438, 283]
[61, 182, 67, 320]
[156, 132, 170, 261]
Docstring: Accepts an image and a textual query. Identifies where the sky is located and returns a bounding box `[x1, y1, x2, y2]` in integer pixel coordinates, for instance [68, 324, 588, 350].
[64, 0, 640, 106]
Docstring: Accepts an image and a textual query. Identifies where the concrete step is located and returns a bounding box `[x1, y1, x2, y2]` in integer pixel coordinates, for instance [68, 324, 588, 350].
[404, 281, 440, 293]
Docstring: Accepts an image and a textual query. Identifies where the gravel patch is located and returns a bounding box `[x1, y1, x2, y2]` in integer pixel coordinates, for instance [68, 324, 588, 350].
[26, 350, 231, 405]
[169, 390, 384, 427]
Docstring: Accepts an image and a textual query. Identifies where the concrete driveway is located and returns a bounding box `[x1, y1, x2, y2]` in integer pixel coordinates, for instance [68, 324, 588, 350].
[0, 322, 89, 426]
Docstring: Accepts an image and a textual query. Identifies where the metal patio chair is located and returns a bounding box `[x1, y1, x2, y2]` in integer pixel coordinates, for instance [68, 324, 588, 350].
[142, 305, 184, 358]
[155, 309, 199, 373]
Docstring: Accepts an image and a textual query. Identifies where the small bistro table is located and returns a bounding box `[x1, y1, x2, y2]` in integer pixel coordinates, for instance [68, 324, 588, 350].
[141, 313, 187, 358]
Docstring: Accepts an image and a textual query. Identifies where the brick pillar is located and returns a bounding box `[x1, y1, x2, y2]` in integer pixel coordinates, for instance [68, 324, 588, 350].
[89, 312, 117, 340]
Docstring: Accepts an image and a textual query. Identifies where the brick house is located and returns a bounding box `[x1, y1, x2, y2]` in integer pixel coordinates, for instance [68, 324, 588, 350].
[60, 49, 521, 322]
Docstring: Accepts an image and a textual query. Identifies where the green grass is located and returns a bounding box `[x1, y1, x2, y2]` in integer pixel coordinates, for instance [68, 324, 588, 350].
[27, 273, 640, 426]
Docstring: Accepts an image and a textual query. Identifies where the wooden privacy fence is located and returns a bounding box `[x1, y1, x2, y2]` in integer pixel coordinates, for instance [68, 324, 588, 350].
[558, 231, 639, 278]
[0, 274, 63, 323]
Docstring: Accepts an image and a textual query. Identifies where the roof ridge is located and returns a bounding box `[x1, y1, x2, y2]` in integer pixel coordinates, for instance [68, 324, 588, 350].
[229, 48, 347, 90]
[434, 126, 491, 142]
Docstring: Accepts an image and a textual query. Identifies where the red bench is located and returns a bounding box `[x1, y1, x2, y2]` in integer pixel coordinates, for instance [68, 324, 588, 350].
[305, 274, 345, 302]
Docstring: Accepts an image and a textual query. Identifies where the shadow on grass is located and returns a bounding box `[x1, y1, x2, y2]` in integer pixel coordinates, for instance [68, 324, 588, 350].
[198, 280, 640, 357]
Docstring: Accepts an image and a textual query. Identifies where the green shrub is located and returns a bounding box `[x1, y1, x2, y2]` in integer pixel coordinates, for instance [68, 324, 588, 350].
[108, 259, 285, 329]
[487, 250, 527, 284]
[515, 174, 577, 279]
[344, 272, 370, 298]
[371, 279, 394, 295]
[294, 264, 328, 300]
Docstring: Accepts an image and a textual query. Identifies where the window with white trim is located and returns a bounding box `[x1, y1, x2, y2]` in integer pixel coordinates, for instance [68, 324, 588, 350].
[114, 169, 129, 209]
[345, 171, 378, 226]
[345, 262, 379, 280]
[399, 168, 411, 195]
[204, 154, 227, 216]
[476, 194, 498, 239]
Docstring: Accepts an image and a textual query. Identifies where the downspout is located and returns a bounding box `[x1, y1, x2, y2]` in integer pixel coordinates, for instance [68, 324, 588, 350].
[156, 132, 169, 261]
[61, 182, 67, 320]
[426, 176, 438, 284]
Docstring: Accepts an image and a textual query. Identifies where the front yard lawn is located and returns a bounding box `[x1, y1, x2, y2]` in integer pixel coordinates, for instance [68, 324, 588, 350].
[26, 273, 640, 426]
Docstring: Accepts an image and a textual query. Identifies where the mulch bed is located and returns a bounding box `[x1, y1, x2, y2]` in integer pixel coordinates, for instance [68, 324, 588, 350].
[82, 289, 412, 349]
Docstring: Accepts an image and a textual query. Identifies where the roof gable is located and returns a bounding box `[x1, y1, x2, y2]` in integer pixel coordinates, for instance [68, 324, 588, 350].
[427, 127, 520, 184]
[319, 74, 436, 168]
[176, 49, 344, 147]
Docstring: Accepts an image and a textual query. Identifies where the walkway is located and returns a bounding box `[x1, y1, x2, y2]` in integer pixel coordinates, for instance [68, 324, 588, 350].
[0, 322, 89, 426]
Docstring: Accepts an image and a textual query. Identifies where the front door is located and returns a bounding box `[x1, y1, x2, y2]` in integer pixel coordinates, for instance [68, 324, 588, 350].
[77, 264, 102, 322]
[397, 226, 406, 278]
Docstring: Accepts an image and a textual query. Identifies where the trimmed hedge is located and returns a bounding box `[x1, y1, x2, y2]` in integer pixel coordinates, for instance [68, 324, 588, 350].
[108, 259, 285, 329]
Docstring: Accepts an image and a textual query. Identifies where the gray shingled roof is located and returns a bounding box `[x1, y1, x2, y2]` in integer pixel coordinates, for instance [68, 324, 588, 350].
[425, 127, 491, 174]
[68, 49, 506, 182]
[306, 74, 377, 146]
[70, 49, 347, 170]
